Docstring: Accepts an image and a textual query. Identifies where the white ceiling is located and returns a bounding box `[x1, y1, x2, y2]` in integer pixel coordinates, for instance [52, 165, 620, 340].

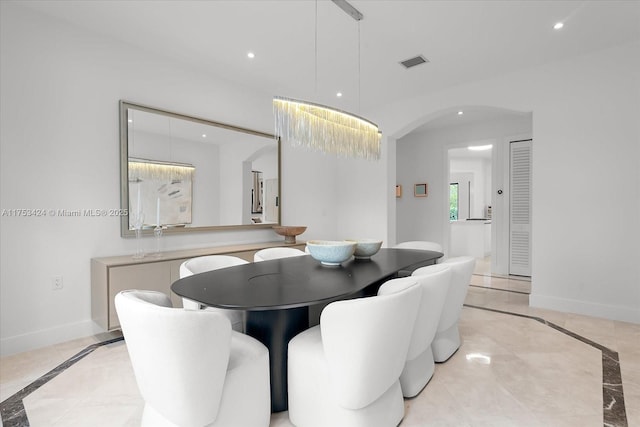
[449, 146, 493, 160]
[19, 1, 640, 120]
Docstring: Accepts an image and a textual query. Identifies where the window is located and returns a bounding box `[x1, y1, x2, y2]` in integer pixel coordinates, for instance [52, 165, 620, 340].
[450, 183, 459, 221]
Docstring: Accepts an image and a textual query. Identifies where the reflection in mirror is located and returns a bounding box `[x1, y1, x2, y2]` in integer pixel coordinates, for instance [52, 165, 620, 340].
[129, 159, 195, 227]
[120, 101, 280, 236]
[251, 171, 263, 215]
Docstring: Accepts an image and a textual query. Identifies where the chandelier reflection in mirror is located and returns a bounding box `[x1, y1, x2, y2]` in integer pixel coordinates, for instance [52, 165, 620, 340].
[128, 158, 195, 229]
[273, 0, 381, 161]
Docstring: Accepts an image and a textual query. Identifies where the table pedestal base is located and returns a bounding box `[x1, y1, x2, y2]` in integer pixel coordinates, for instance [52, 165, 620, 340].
[246, 307, 309, 412]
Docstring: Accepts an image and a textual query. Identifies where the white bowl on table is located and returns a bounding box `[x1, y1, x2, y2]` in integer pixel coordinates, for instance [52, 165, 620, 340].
[306, 240, 356, 266]
[346, 239, 383, 259]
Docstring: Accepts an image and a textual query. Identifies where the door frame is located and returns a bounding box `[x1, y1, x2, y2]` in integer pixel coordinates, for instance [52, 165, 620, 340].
[443, 139, 494, 259]
[491, 133, 532, 275]
[442, 133, 531, 275]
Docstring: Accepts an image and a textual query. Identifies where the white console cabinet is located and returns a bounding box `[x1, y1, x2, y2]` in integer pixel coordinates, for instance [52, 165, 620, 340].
[91, 241, 305, 330]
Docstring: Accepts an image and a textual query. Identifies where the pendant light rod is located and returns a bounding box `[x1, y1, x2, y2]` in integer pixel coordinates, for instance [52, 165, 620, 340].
[314, 0, 318, 95]
[331, 0, 363, 21]
[273, 0, 381, 160]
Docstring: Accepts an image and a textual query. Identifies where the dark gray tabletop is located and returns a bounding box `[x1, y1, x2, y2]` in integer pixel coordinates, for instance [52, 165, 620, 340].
[171, 248, 443, 310]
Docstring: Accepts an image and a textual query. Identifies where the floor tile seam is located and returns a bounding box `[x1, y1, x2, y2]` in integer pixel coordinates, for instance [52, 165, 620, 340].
[434, 375, 523, 422]
[472, 273, 531, 283]
[479, 373, 552, 420]
[469, 284, 531, 295]
[24, 397, 76, 427]
[463, 303, 628, 427]
[464, 304, 614, 352]
[0, 336, 124, 427]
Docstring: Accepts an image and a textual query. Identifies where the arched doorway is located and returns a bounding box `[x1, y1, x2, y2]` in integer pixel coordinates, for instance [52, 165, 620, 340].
[395, 105, 532, 279]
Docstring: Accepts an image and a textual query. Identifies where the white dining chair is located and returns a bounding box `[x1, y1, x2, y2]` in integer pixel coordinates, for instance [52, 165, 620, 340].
[394, 240, 445, 276]
[253, 247, 307, 262]
[115, 290, 270, 427]
[429, 256, 476, 362]
[401, 264, 452, 397]
[179, 255, 248, 332]
[394, 240, 444, 254]
[287, 277, 421, 427]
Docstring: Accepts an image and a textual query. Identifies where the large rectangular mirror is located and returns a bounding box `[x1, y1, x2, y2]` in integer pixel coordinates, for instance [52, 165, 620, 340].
[120, 101, 280, 237]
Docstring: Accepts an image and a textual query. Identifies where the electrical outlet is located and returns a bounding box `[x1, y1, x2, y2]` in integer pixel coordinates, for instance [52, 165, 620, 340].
[52, 276, 63, 290]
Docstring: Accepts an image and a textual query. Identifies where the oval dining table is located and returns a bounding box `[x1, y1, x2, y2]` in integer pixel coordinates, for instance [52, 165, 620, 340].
[171, 247, 443, 412]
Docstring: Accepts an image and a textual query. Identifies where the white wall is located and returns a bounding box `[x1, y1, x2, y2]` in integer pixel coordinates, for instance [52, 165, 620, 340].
[395, 134, 447, 245]
[335, 154, 390, 243]
[0, 4, 340, 355]
[384, 42, 640, 324]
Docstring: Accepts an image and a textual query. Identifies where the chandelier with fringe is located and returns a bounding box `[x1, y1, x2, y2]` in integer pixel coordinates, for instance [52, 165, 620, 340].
[273, 0, 381, 161]
[128, 158, 195, 182]
[273, 96, 380, 160]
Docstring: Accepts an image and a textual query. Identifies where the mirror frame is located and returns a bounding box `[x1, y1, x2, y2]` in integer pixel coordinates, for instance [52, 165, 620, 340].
[120, 100, 281, 237]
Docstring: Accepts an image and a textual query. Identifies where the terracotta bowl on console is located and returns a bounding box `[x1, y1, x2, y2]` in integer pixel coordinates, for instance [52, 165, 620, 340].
[346, 239, 383, 259]
[272, 226, 307, 244]
[306, 240, 356, 266]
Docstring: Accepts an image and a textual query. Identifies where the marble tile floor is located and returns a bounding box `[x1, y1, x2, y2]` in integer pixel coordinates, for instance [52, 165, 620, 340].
[1, 279, 638, 426]
[469, 256, 532, 294]
[470, 274, 531, 295]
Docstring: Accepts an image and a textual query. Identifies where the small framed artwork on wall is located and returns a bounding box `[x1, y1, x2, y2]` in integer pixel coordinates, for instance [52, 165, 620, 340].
[414, 183, 428, 197]
[396, 185, 402, 198]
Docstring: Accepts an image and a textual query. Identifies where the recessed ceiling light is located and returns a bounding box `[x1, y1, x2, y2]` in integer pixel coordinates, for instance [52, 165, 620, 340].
[202, 134, 207, 138]
[128, 119, 133, 123]
[553, 22, 564, 30]
[468, 144, 493, 151]
[457, 111, 464, 116]
[247, 52, 255, 59]
[336, 92, 343, 97]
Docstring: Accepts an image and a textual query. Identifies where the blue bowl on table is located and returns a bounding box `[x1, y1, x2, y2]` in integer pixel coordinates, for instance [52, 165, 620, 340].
[306, 240, 356, 266]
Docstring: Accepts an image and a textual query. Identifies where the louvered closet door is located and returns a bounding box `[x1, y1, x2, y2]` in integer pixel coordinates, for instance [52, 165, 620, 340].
[509, 140, 532, 276]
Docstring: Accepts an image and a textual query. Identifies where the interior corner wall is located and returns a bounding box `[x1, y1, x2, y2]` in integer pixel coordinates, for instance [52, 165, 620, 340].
[385, 136, 398, 246]
[385, 42, 640, 324]
[0, 4, 338, 356]
[395, 132, 447, 246]
[280, 146, 339, 241]
[334, 142, 390, 244]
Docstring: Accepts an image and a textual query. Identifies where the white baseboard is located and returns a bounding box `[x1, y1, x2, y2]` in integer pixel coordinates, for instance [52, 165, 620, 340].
[0, 320, 102, 357]
[530, 294, 640, 325]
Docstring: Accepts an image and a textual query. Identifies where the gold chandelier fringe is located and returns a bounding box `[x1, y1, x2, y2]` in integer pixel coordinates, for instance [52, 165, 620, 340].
[273, 97, 381, 160]
[128, 159, 195, 182]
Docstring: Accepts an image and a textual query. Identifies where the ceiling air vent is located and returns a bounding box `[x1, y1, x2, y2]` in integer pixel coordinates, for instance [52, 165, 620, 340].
[400, 55, 429, 69]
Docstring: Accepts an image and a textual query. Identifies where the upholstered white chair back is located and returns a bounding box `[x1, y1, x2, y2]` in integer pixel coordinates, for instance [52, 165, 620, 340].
[394, 240, 443, 253]
[392, 264, 453, 396]
[115, 290, 231, 426]
[179, 255, 248, 327]
[253, 247, 307, 262]
[321, 277, 421, 409]
[180, 254, 248, 278]
[436, 256, 475, 333]
[407, 264, 452, 360]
